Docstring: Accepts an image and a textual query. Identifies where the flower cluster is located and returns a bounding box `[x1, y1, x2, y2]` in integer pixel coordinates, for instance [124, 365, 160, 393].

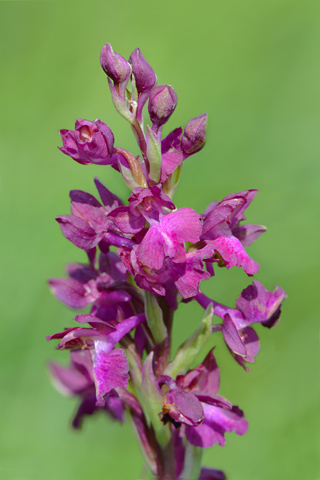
[48, 43, 286, 479]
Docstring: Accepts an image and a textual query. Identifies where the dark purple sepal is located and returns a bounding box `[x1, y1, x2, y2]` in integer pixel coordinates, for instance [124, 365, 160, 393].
[48, 359, 90, 396]
[236, 280, 287, 328]
[49, 350, 125, 429]
[56, 215, 102, 251]
[66, 262, 97, 283]
[98, 250, 127, 282]
[222, 314, 247, 357]
[72, 389, 125, 429]
[231, 327, 260, 371]
[69, 189, 100, 208]
[232, 223, 267, 246]
[48, 278, 96, 309]
[94, 177, 123, 209]
[223, 314, 260, 371]
[198, 467, 226, 480]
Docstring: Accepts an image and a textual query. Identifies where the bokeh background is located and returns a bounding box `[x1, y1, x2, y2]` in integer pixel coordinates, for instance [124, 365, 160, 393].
[1, 1, 319, 479]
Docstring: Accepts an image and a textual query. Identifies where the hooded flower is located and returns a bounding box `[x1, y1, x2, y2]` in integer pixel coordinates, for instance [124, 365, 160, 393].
[59, 119, 115, 165]
[120, 243, 213, 309]
[49, 349, 125, 428]
[108, 185, 175, 235]
[56, 178, 135, 252]
[159, 350, 248, 448]
[201, 190, 263, 276]
[136, 207, 202, 270]
[160, 113, 208, 183]
[47, 312, 145, 406]
[48, 250, 137, 322]
[196, 280, 286, 370]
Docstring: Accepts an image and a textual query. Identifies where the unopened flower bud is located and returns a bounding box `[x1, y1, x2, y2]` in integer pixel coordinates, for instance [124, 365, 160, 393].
[100, 43, 131, 85]
[129, 48, 157, 94]
[148, 85, 177, 129]
[181, 113, 208, 155]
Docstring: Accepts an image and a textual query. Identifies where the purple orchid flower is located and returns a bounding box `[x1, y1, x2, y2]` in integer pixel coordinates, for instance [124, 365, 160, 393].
[136, 207, 202, 270]
[56, 177, 135, 252]
[47, 312, 146, 406]
[48, 250, 134, 324]
[159, 350, 248, 447]
[120, 243, 213, 309]
[49, 349, 125, 428]
[196, 280, 287, 370]
[108, 185, 175, 235]
[59, 119, 115, 165]
[160, 113, 208, 183]
[201, 190, 263, 275]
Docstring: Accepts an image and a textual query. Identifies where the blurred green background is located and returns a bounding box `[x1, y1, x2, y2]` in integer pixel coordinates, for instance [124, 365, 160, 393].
[0, 1, 319, 479]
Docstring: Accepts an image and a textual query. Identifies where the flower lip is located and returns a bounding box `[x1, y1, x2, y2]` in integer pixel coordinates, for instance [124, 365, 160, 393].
[79, 125, 93, 142]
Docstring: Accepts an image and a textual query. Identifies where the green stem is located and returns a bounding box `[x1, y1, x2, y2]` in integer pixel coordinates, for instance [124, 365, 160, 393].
[180, 443, 203, 480]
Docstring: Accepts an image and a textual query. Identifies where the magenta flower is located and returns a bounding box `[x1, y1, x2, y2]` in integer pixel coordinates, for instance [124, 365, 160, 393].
[59, 119, 115, 165]
[109, 185, 175, 235]
[160, 113, 208, 183]
[49, 251, 129, 308]
[196, 280, 287, 370]
[48, 312, 145, 406]
[56, 178, 135, 251]
[49, 349, 125, 428]
[159, 350, 248, 448]
[136, 207, 202, 270]
[201, 190, 262, 275]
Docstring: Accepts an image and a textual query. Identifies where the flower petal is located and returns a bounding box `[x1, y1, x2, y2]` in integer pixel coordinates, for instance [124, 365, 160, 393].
[93, 345, 129, 407]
